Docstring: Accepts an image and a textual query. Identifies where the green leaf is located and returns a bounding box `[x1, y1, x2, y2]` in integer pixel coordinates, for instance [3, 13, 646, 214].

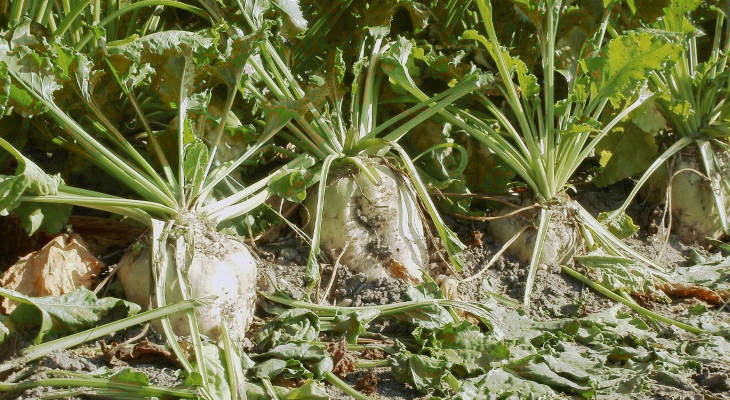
[461, 30, 538, 99]
[0, 138, 63, 219]
[280, 380, 329, 399]
[253, 342, 332, 380]
[2, 287, 140, 344]
[0, 39, 65, 116]
[507, 355, 596, 398]
[597, 211, 640, 239]
[0, 315, 12, 346]
[561, 119, 601, 136]
[630, 100, 666, 133]
[394, 283, 454, 330]
[673, 252, 730, 292]
[256, 308, 320, 351]
[183, 139, 209, 190]
[663, 0, 703, 34]
[257, 342, 328, 361]
[0, 61, 9, 115]
[380, 36, 421, 94]
[330, 309, 380, 344]
[450, 368, 558, 399]
[411, 320, 512, 377]
[241, 0, 275, 28]
[272, 0, 307, 31]
[267, 167, 319, 203]
[576, 252, 653, 293]
[593, 124, 659, 188]
[593, 31, 680, 106]
[390, 352, 459, 393]
[193, 343, 232, 400]
[14, 202, 72, 235]
[514, 58, 540, 98]
[246, 379, 329, 399]
[209, 28, 262, 88]
[110, 368, 151, 386]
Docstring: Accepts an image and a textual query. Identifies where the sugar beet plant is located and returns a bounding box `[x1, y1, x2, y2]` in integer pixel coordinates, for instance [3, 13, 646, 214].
[384, 0, 683, 307]
[232, 3, 485, 291]
[606, 1, 730, 245]
[0, 24, 303, 399]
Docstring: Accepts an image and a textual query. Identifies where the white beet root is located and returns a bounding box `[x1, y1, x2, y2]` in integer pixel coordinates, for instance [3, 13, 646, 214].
[303, 164, 428, 283]
[116, 221, 257, 341]
[669, 148, 730, 244]
[488, 199, 582, 266]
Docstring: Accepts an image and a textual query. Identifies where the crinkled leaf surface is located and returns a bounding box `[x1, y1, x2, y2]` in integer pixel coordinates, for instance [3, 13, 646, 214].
[589, 31, 680, 105]
[0, 138, 68, 234]
[267, 167, 319, 203]
[597, 210, 640, 239]
[674, 252, 730, 292]
[256, 308, 320, 351]
[2, 287, 140, 344]
[330, 309, 381, 344]
[576, 252, 654, 293]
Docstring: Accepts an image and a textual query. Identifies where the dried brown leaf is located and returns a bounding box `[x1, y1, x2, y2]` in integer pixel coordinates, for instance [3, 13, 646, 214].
[354, 372, 378, 395]
[0, 234, 104, 313]
[328, 339, 355, 378]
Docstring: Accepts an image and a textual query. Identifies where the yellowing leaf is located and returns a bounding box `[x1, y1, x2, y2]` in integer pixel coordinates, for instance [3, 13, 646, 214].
[597, 32, 680, 105]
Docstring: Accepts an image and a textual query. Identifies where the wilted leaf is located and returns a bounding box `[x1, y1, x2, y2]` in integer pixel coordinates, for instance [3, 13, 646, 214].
[191, 343, 232, 400]
[597, 211, 640, 239]
[1, 287, 140, 344]
[256, 308, 320, 351]
[576, 252, 653, 293]
[673, 252, 730, 293]
[390, 352, 458, 393]
[394, 282, 454, 329]
[507, 354, 596, 398]
[0, 138, 63, 221]
[109, 368, 150, 386]
[330, 309, 380, 343]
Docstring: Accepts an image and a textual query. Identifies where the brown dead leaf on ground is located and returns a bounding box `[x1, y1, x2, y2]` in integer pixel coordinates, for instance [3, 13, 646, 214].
[0, 234, 104, 313]
[354, 372, 378, 395]
[657, 282, 727, 306]
[100, 339, 175, 366]
[328, 339, 356, 378]
[360, 348, 385, 360]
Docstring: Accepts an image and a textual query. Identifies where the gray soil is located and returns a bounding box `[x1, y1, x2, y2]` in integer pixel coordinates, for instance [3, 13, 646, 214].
[6, 326, 181, 400]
